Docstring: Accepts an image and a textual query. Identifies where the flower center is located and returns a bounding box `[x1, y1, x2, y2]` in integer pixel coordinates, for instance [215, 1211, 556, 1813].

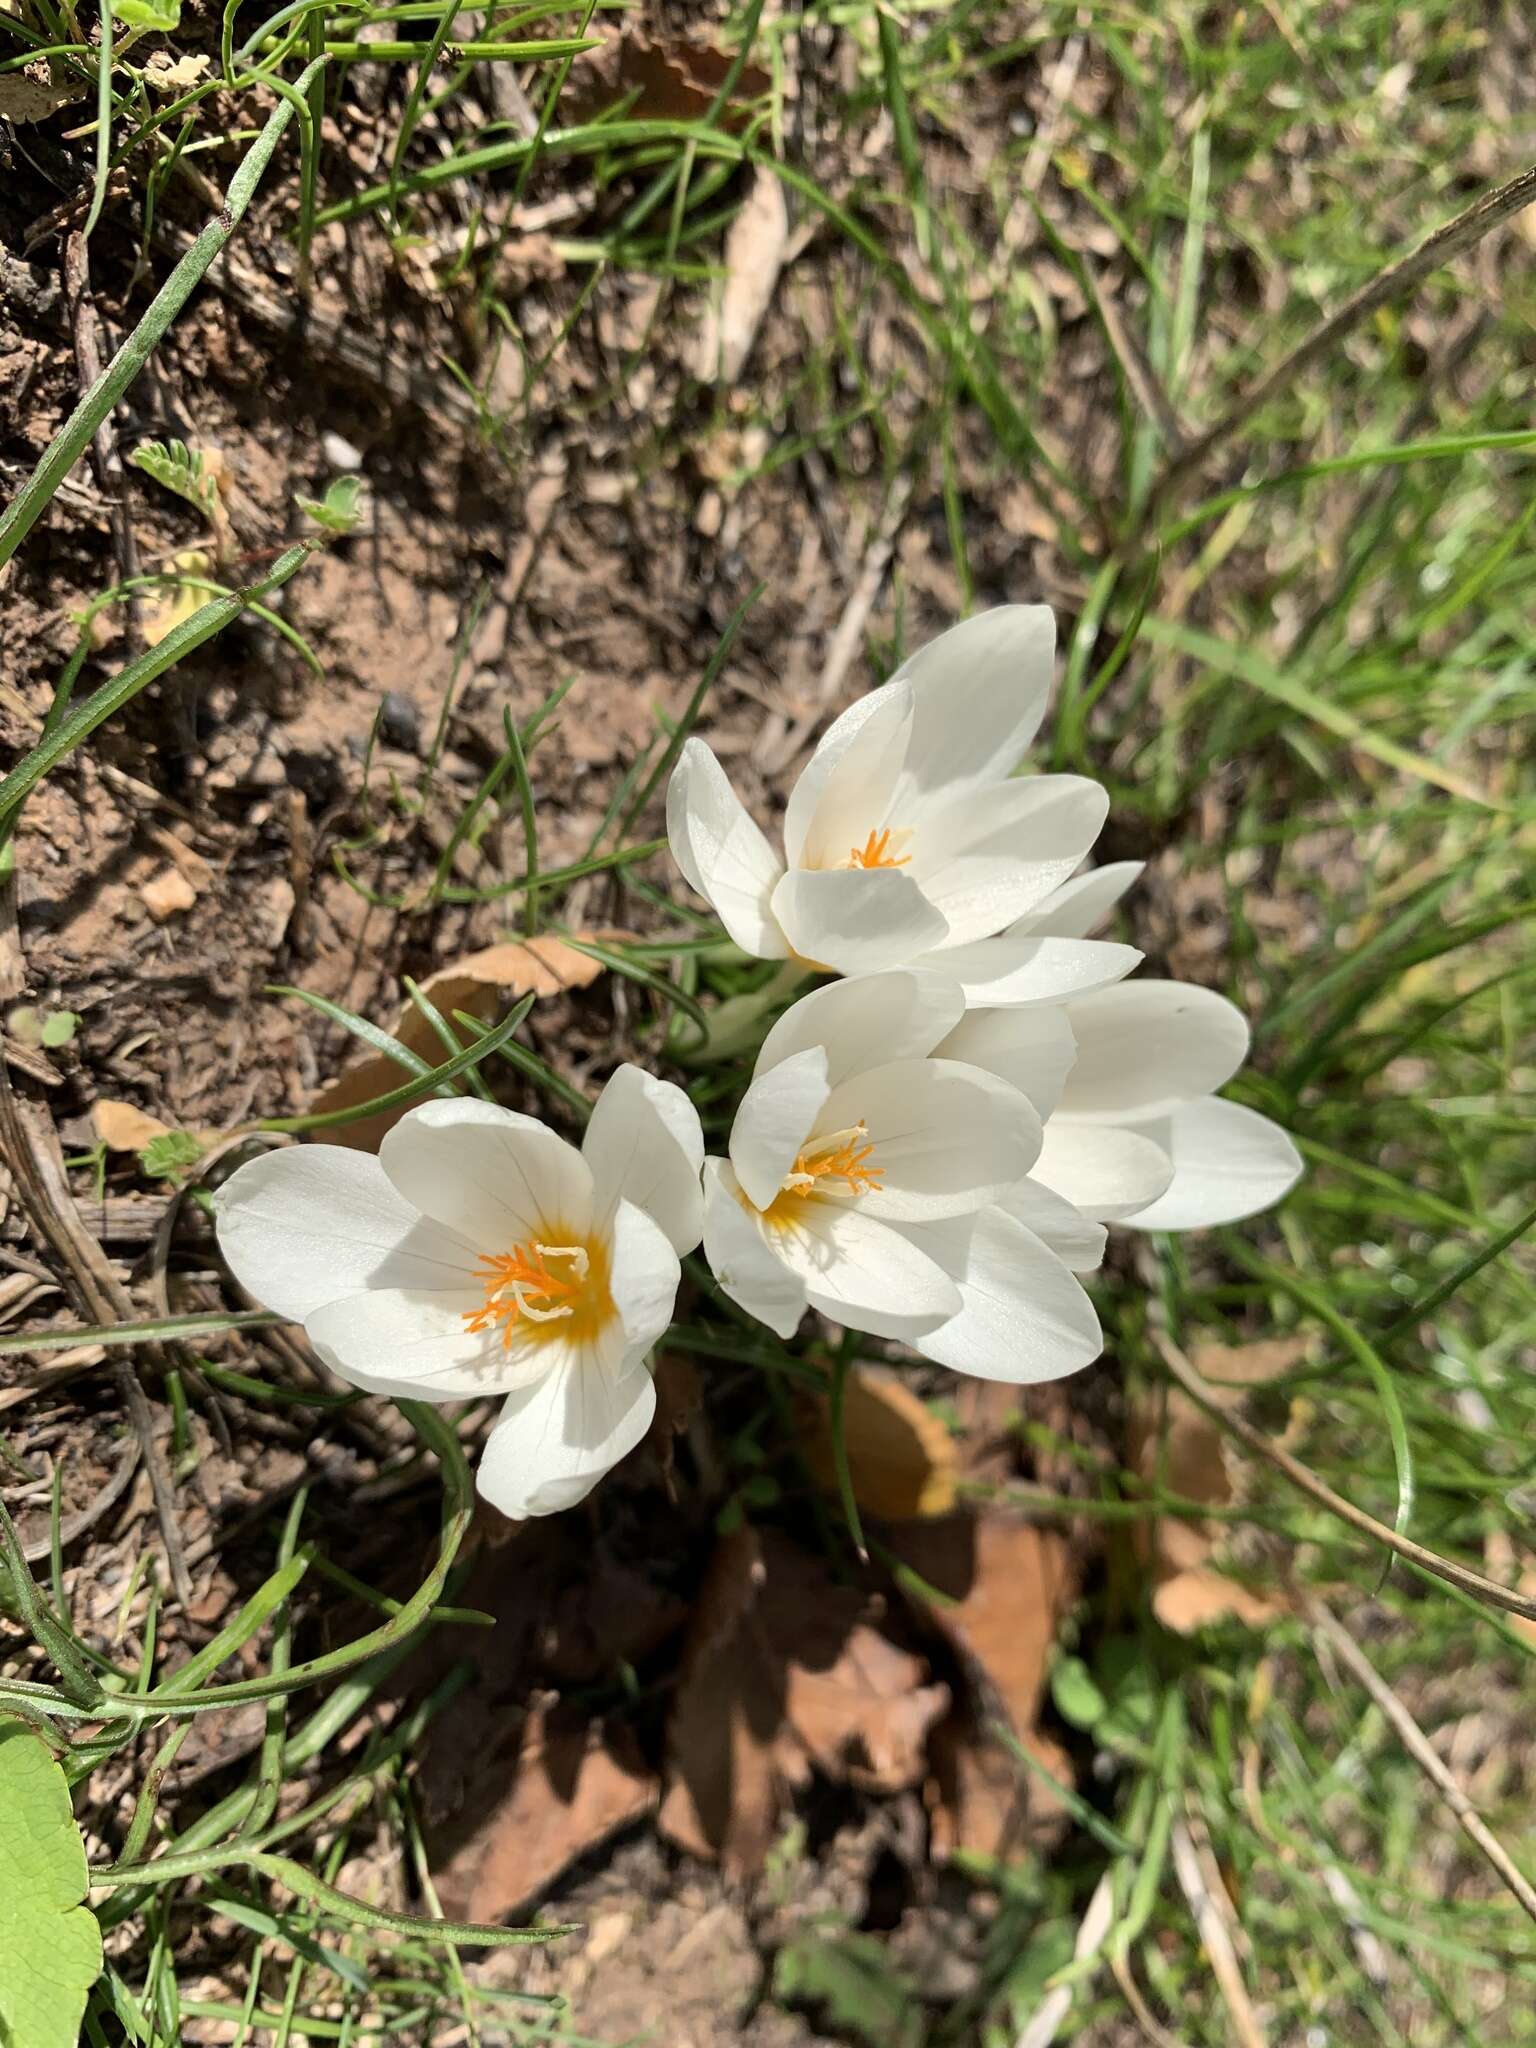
[464, 1232, 614, 1348]
[847, 827, 911, 871]
[761, 1122, 882, 1228]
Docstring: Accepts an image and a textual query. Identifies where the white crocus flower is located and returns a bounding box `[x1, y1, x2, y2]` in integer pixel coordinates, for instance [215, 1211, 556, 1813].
[703, 972, 1104, 1384]
[938, 952, 1303, 1232]
[214, 1068, 704, 1518]
[667, 608, 1141, 1006]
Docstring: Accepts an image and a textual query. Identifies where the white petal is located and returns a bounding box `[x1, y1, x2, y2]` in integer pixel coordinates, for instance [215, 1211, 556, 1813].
[214, 1144, 479, 1321]
[770, 866, 948, 976]
[775, 1203, 960, 1337]
[1118, 1099, 1303, 1231]
[701, 1156, 807, 1339]
[583, 1063, 704, 1255]
[666, 738, 788, 958]
[380, 1098, 593, 1250]
[1012, 861, 1143, 939]
[729, 1045, 829, 1211]
[909, 776, 1110, 947]
[306, 1285, 549, 1401]
[607, 1197, 683, 1354]
[889, 607, 1056, 798]
[935, 1005, 1077, 1119]
[815, 1057, 1041, 1221]
[1031, 1120, 1175, 1222]
[783, 686, 903, 871]
[997, 1178, 1107, 1273]
[476, 1345, 656, 1519]
[900, 1208, 1103, 1383]
[1059, 980, 1250, 1122]
[754, 970, 964, 1088]
[794, 680, 914, 872]
[937, 934, 1141, 1007]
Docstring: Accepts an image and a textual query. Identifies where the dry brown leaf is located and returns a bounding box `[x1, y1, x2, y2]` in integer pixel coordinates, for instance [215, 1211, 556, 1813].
[659, 1529, 947, 1876]
[0, 73, 84, 122]
[569, 31, 771, 127]
[1132, 1336, 1308, 1633]
[431, 1700, 656, 1922]
[892, 1512, 1078, 1865]
[893, 1514, 1076, 1733]
[926, 1723, 1075, 1862]
[94, 1100, 173, 1152]
[142, 49, 211, 92]
[308, 933, 622, 1152]
[695, 166, 789, 384]
[797, 1365, 958, 1521]
[142, 867, 199, 920]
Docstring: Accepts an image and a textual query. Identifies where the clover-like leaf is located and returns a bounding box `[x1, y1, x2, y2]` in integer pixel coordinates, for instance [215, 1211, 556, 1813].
[0, 1720, 102, 2048]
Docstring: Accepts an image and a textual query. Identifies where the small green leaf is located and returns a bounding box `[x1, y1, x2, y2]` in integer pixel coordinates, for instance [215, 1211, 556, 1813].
[137, 1130, 203, 1182]
[295, 475, 364, 534]
[773, 1930, 923, 2048]
[1050, 1652, 1108, 1731]
[0, 1719, 102, 2048]
[129, 437, 212, 516]
[7, 1005, 79, 1049]
[115, 0, 181, 27]
[40, 1010, 81, 1049]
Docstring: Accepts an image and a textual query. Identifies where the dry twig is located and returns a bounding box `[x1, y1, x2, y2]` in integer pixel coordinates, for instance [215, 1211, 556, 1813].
[1305, 1596, 1536, 1928]
[1169, 1815, 1267, 2048]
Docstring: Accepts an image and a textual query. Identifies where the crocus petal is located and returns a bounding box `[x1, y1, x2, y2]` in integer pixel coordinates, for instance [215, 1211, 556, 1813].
[1058, 980, 1250, 1122]
[783, 689, 900, 870]
[754, 969, 964, 1088]
[899, 1208, 1103, 1383]
[1030, 1120, 1174, 1222]
[998, 1178, 1107, 1273]
[380, 1098, 594, 1250]
[607, 1196, 683, 1355]
[908, 775, 1110, 947]
[1118, 1099, 1303, 1231]
[729, 1045, 830, 1212]
[306, 1285, 549, 1401]
[936, 933, 1141, 1007]
[583, 1062, 704, 1255]
[814, 1057, 1041, 1221]
[771, 866, 948, 976]
[476, 1342, 657, 1519]
[889, 606, 1056, 799]
[215, 1144, 479, 1320]
[775, 1204, 961, 1338]
[935, 1004, 1077, 1119]
[1011, 860, 1143, 940]
[666, 738, 788, 958]
[794, 681, 914, 872]
[702, 1157, 807, 1339]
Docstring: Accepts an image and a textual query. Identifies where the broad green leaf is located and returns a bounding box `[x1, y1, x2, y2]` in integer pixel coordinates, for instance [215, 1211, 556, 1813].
[295, 475, 364, 534]
[0, 1720, 102, 2048]
[115, 0, 181, 28]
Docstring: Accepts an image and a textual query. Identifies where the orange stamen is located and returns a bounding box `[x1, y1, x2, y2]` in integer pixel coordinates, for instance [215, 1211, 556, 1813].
[848, 827, 910, 871]
[464, 1241, 582, 1348]
[783, 1123, 883, 1198]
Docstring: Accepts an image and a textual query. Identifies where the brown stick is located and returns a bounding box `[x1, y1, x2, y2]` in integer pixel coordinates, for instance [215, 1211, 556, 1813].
[61, 231, 141, 627]
[1151, 159, 1536, 510]
[1305, 1596, 1536, 1927]
[1169, 1816, 1267, 2048]
[1153, 1332, 1536, 1625]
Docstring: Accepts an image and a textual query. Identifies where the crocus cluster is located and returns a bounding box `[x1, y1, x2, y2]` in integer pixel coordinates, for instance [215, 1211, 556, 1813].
[216, 608, 1300, 1517]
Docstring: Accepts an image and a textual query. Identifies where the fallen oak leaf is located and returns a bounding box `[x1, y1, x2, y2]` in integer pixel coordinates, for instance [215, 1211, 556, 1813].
[430, 1699, 656, 1923]
[307, 933, 628, 1152]
[890, 1512, 1079, 1866]
[658, 1529, 948, 1877]
[1131, 1335, 1309, 1633]
[796, 1365, 958, 1521]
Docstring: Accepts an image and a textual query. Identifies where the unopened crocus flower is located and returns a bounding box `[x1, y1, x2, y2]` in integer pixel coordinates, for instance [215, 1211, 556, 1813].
[214, 1068, 704, 1518]
[667, 608, 1140, 1005]
[703, 972, 1104, 1383]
